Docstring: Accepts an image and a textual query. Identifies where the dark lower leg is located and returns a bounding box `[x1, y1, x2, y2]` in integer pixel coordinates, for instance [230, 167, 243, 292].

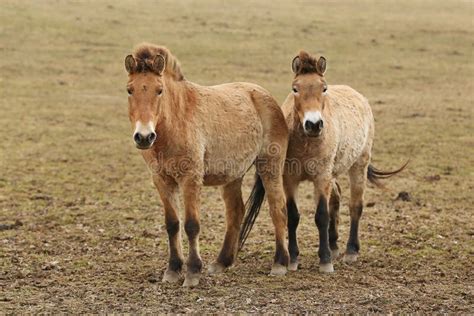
[267, 195, 289, 267]
[217, 182, 245, 267]
[217, 224, 242, 267]
[328, 186, 340, 252]
[346, 162, 368, 258]
[165, 217, 184, 272]
[182, 182, 203, 275]
[346, 204, 363, 255]
[269, 199, 289, 267]
[287, 198, 300, 263]
[270, 202, 289, 267]
[184, 218, 202, 273]
[274, 236, 289, 266]
[153, 176, 184, 275]
[315, 196, 331, 264]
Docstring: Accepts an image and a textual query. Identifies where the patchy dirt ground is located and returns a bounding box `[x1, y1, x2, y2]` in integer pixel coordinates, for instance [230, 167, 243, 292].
[0, 0, 473, 313]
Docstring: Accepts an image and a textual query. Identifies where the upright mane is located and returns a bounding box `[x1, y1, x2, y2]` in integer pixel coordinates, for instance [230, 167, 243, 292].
[132, 43, 184, 80]
[294, 51, 319, 75]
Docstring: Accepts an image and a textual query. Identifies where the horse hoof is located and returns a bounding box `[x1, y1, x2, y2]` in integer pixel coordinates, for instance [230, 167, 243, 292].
[270, 263, 287, 276]
[162, 269, 180, 283]
[182, 272, 200, 287]
[319, 263, 334, 273]
[331, 248, 340, 258]
[343, 253, 358, 264]
[208, 262, 226, 275]
[288, 261, 299, 271]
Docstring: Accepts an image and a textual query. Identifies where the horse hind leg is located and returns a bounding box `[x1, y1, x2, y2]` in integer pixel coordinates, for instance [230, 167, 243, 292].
[260, 172, 289, 275]
[252, 89, 289, 275]
[344, 158, 369, 264]
[256, 146, 289, 275]
[208, 178, 245, 274]
[329, 181, 342, 258]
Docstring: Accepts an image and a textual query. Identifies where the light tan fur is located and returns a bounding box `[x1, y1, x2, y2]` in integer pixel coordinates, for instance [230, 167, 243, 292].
[125, 43, 289, 286]
[282, 51, 374, 272]
[282, 84, 374, 182]
[239, 51, 406, 272]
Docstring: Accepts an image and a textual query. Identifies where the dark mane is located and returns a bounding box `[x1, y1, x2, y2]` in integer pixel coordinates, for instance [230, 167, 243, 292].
[295, 50, 319, 75]
[132, 43, 184, 80]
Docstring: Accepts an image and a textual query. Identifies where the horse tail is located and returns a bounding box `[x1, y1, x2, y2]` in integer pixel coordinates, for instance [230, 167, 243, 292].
[238, 174, 266, 251]
[367, 160, 409, 188]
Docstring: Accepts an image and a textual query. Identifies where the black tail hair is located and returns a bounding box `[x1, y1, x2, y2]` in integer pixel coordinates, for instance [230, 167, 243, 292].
[238, 175, 265, 251]
[367, 161, 409, 188]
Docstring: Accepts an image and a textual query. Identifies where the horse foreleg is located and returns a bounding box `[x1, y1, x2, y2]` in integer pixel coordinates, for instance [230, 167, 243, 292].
[153, 175, 184, 283]
[209, 178, 245, 274]
[314, 180, 334, 273]
[329, 181, 342, 258]
[182, 179, 203, 287]
[284, 176, 300, 271]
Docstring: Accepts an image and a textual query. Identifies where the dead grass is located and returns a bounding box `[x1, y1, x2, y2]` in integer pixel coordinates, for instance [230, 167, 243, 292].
[0, 0, 473, 313]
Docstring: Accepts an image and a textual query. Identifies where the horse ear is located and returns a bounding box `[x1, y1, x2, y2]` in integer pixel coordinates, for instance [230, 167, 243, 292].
[316, 56, 327, 75]
[291, 56, 301, 74]
[152, 54, 166, 75]
[125, 55, 137, 74]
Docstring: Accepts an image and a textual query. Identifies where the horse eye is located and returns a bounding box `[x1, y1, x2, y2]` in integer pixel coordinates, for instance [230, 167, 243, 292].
[292, 87, 298, 94]
[127, 88, 132, 96]
[323, 87, 328, 93]
[157, 89, 163, 96]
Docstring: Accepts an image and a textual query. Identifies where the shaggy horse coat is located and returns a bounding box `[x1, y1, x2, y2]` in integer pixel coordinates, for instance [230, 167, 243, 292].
[125, 43, 289, 287]
[240, 51, 406, 273]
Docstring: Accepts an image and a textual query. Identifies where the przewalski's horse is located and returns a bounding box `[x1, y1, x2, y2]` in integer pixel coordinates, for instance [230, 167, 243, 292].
[124, 43, 289, 287]
[239, 51, 407, 273]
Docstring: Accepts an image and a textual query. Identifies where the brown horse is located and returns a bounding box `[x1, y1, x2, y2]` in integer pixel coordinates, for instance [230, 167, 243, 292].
[124, 43, 289, 287]
[240, 51, 406, 273]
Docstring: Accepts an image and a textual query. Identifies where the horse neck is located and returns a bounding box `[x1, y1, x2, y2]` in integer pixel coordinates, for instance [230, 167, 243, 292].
[156, 77, 193, 140]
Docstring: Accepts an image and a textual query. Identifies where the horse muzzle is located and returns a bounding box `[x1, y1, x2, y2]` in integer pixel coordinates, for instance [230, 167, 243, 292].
[133, 121, 157, 149]
[304, 119, 324, 137]
[133, 131, 157, 149]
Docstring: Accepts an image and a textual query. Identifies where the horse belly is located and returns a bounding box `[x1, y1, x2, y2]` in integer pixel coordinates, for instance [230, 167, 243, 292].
[203, 137, 262, 186]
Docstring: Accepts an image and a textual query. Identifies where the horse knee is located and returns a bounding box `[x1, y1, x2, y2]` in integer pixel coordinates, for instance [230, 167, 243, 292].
[315, 196, 329, 228]
[165, 219, 180, 237]
[184, 219, 200, 240]
[350, 203, 363, 219]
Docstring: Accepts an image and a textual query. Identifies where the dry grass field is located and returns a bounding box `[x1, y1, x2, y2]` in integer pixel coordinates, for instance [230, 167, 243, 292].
[1, 0, 473, 313]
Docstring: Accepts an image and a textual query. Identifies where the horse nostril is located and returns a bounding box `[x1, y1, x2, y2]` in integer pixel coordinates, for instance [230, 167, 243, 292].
[305, 120, 315, 131]
[304, 120, 323, 135]
[317, 120, 324, 129]
[147, 132, 157, 144]
[133, 132, 143, 144]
